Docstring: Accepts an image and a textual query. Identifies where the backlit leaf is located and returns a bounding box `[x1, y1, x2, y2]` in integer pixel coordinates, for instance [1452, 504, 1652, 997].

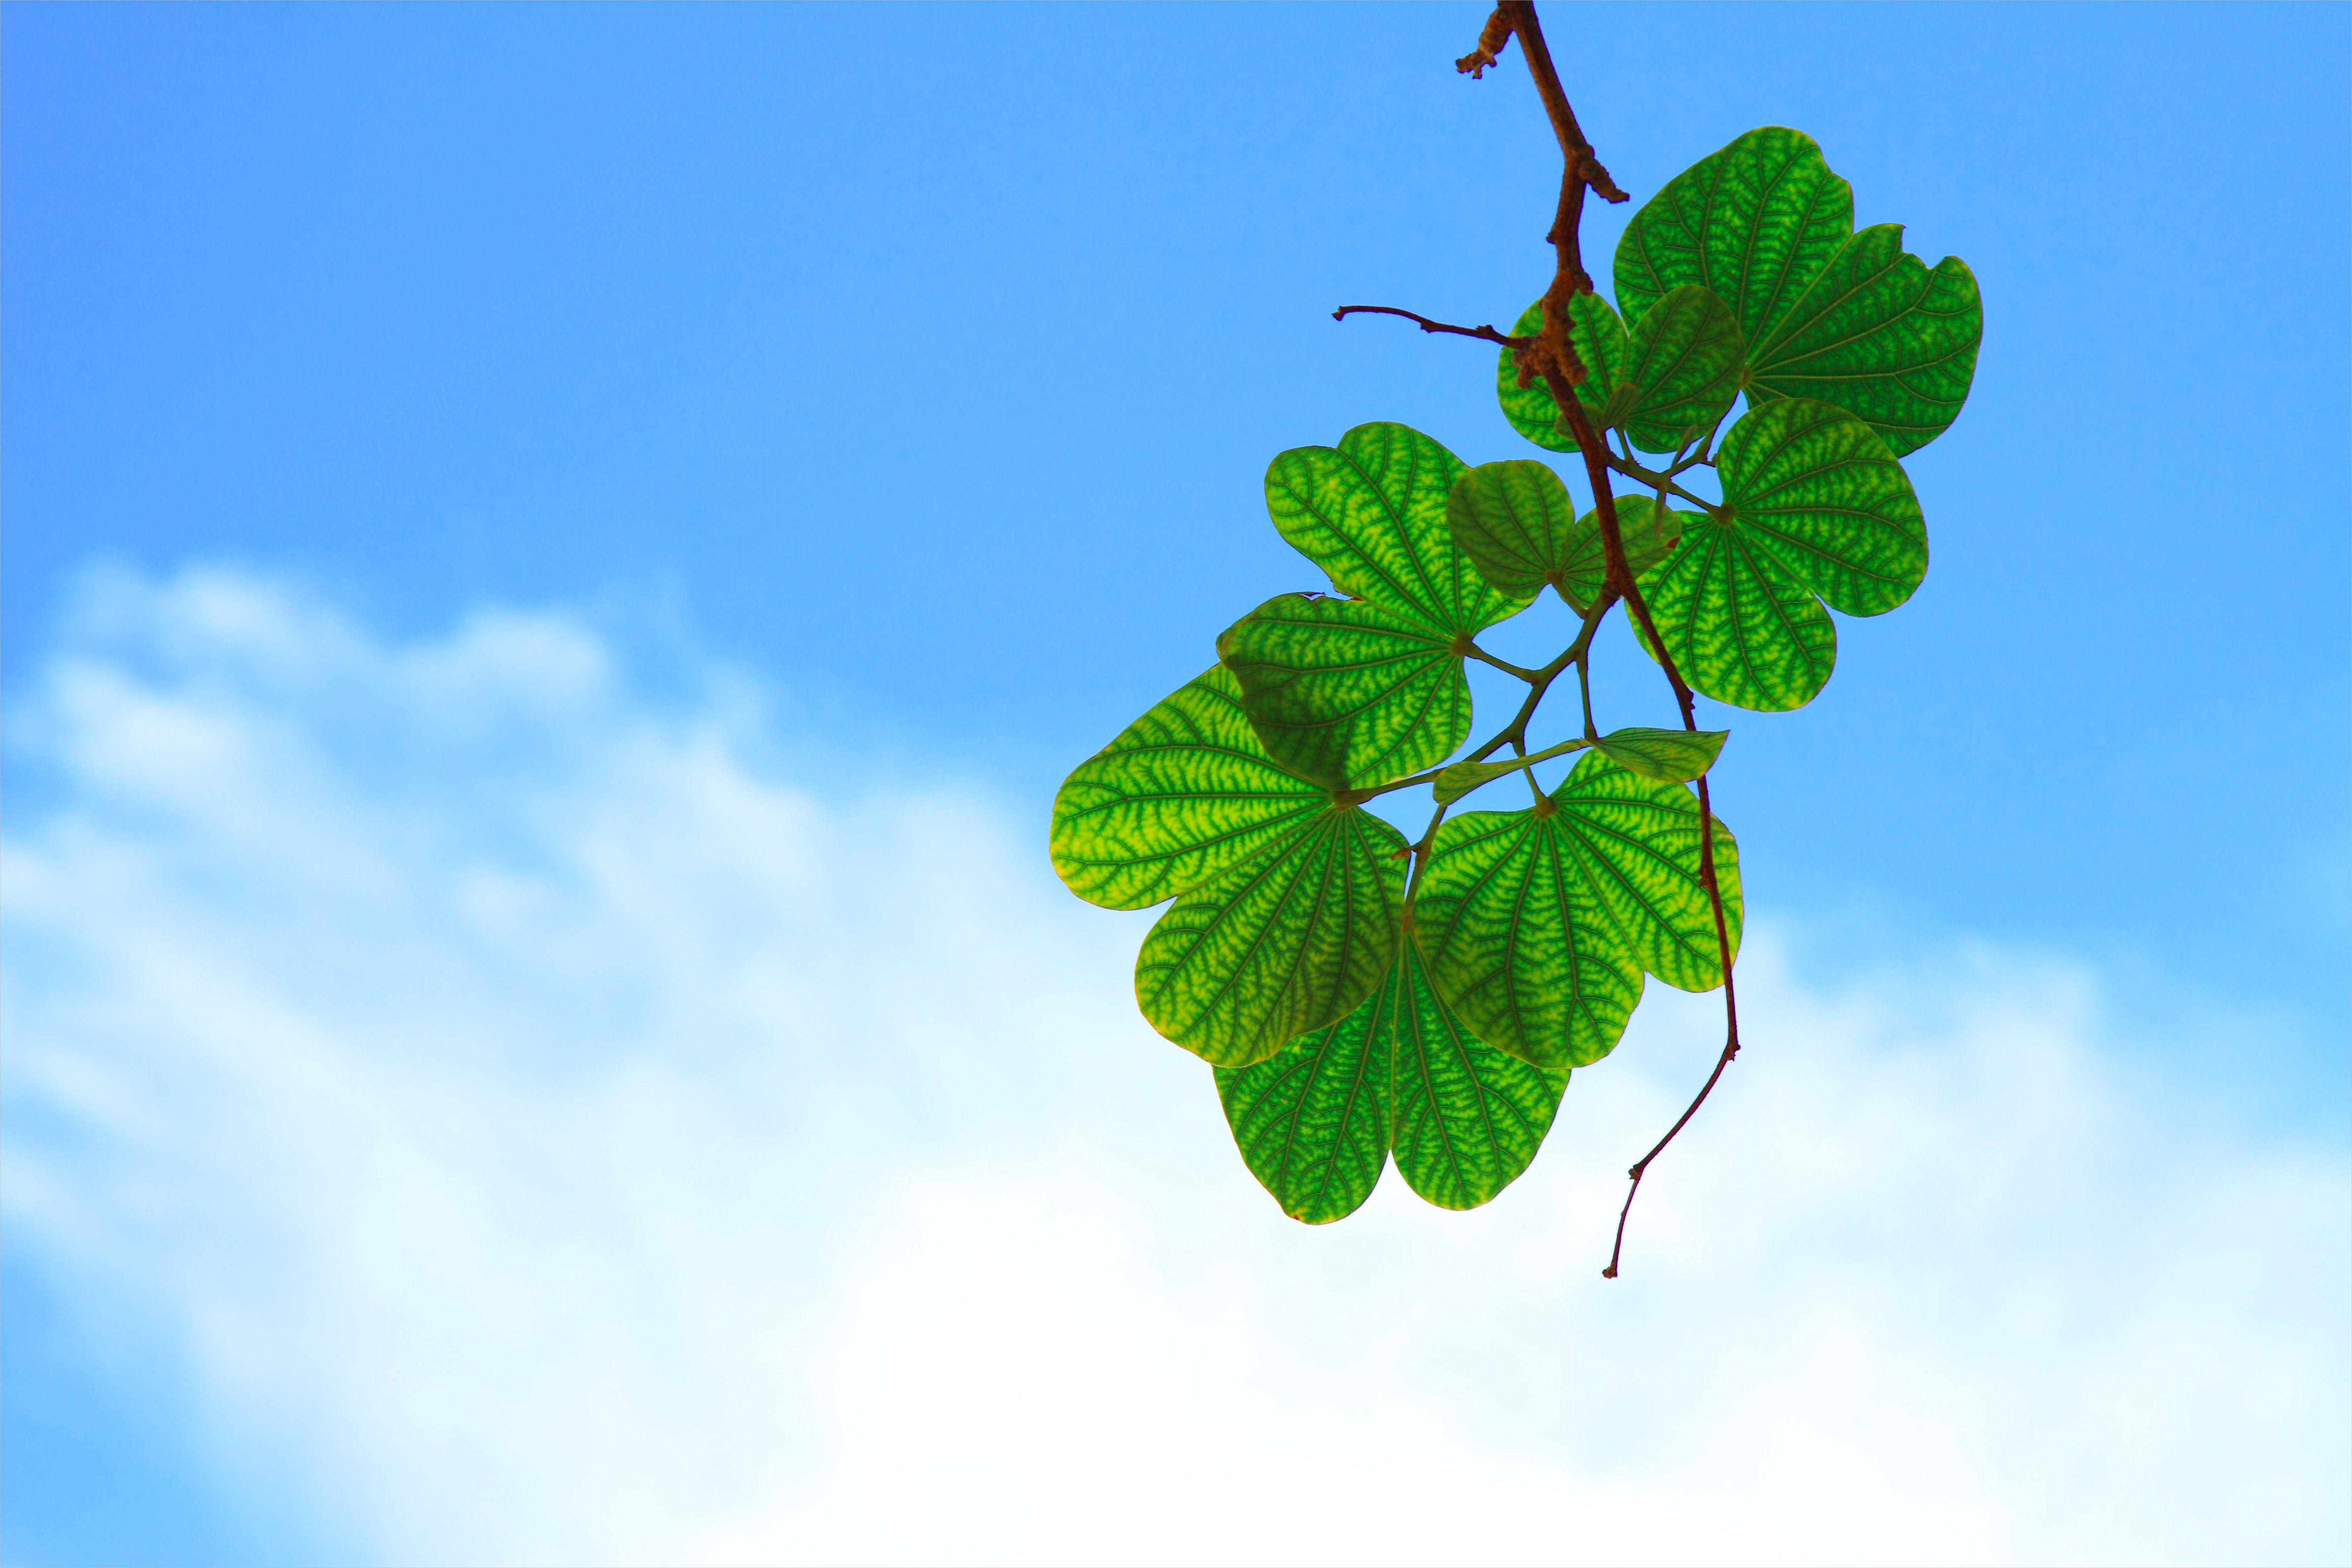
[1620, 284, 1745, 455]
[1718, 396, 1926, 615]
[1589, 726, 1727, 784]
[1414, 804, 1645, 1070]
[1495, 295, 1627, 454]
[1614, 127, 1853, 355]
[1265, 423, 1526, 635]
[1447, 459, 1580, 602]
[1218, 593, 1469, 792]
[1747, 225, 1983, 457]
[1633, 513, 1838, 711]
[1385, 939, 1569, 1210]
[1430, 736, 1592, 806]
[1135, 804, 1407, 1068]
[1216, 938, 1569, 1221]
[1551, 751, 1742, 993]
[1215, 961, 1395, 1223]
[1050, 665, 1328, 910]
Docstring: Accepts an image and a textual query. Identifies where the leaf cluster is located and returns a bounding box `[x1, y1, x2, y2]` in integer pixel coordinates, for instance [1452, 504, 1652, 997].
[1052, 127, 1978, 1223]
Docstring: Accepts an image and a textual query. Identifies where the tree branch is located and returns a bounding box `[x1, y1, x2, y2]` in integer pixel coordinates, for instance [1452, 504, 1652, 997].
[1603, 773, 1743, 1277]
[1463, 0, 1743, 1277]
[1331, 306, 1526, 348]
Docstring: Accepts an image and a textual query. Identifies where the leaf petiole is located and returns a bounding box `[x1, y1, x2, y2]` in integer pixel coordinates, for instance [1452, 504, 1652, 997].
[1603, 451, 1717, 513]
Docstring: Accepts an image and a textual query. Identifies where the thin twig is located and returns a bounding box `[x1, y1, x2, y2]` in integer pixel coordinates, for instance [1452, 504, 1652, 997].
[1602, 773, 1742, 1277]
[1463, 0, 1743, 1277]
[1331, 306, 1527, 348]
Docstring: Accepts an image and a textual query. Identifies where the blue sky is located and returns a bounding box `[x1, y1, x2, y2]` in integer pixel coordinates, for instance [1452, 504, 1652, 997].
[4, 5, 2347, 1566]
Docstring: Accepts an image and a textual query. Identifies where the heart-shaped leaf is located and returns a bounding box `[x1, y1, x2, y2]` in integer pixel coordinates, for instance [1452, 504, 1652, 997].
[1214, 953, 1396, 1223]
[1589, 726, 1728, 784]
[1549, 751, 1743, 993]
[1446, 459, 1581, 602]
[1620, 284, 1746, 455]
[1614, 127, 1854, 354]
[1050, 665, 1330, 910]
[1633, 514, 1839, 711]
[1719, 396, 1926, 616]
[1216, 938, 1570, 1221]
[1265, 423, 1527, 635]
[1746, 224, 1982, 456]
[1218, 593, 1470, 792]
[1414, 803, 1645, 1070]
[1135, 803, 1407, 1068]
[1631, 395, 1922, 710]
[1494, 294, 1627, 454]
[1385, 939, 1569, 1210]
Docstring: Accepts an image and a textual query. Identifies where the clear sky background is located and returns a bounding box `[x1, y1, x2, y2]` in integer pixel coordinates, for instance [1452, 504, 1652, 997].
[3, 5, 2346, 1566]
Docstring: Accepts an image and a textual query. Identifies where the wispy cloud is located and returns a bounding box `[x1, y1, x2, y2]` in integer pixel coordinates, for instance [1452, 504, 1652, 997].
[5, 565, 2345, 1567]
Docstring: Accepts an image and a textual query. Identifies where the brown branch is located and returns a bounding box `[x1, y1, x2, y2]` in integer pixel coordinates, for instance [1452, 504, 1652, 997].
[1602, 773, 1742, 1278]
[1461, 3, 1631, 407]
[1331, 306, 1527, 348]
[1463, 1, 1741, 1278]
[1455, 7, 1516, 78]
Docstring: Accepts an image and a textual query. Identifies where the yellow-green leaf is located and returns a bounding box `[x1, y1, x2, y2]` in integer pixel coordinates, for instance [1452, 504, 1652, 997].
[1588, 726, 1727, 784]
[1620, 284, 1745, 455]
[1447, 458, 1580, 603]
[1415, 805, 1644, 1070]
[1494, 294, 1627, 454]
[1135, 804, 1407, 1068]
[1050, 665, 1329, 910]
[1745, 225, 1983, 457]
[1215, 938, 1569, 1221]
[1719, 397, 1928, 617]
[1550, 751, 1743, 993]
[1265, 423, 1526, 635]
[1614, 126, 1854, 354]
[1385, 939, 1568, 1210]
[1218, 593, 1470, 792]
[1634, 514, 1839, 711]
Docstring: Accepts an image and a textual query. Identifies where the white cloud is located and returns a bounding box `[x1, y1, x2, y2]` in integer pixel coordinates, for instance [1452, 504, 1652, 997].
[4, 564, 2346, 1568]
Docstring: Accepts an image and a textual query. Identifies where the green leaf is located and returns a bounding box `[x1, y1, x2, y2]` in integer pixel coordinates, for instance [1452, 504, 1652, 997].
[1629, 397, 1922, 710]
[1633, 513, 1839, 711]
[1265, 423, 1526, 635]
[1550, 751, 1742, 993]
[1430, 736, 1591, 806]
[1614, 127, 1853, 356]
[1215, 957, 1395, 1224]
[1589, 726, 1727, 784]
[1718, 396, 1926, 616]
[1620, 284, 1746, 455]
[1050, 665, 1329, 910]
[1746, 225, 1983, 457]
[1217, 593, 1470, 792]
[1431, 755, 1526, 808]
[1495, 295, 1627, 454]
[1216, 938, 1568, 1221]
[1385, 939, 1568, 1210]
[1446, 459, 1580, 602]
[1135, 803, 1407, 1068]
[1414, 803, 1645, 1070]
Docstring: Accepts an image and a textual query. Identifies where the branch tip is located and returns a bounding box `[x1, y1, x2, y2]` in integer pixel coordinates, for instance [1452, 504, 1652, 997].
[1455, 6, 1517, 77]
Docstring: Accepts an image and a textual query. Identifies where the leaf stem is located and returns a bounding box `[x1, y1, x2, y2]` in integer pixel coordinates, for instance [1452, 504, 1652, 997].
[1604, 450, 1718, 514]
[1463, 644, 1544, 683]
